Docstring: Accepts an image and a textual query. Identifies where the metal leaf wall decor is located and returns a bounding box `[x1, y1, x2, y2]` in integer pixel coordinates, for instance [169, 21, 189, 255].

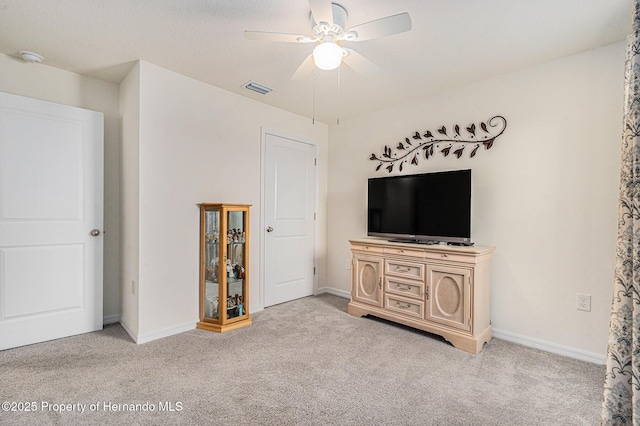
[370, 115, 507, 173]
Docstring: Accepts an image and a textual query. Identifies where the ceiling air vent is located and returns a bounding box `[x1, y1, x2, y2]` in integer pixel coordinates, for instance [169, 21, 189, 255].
[243, 81, 273, 95]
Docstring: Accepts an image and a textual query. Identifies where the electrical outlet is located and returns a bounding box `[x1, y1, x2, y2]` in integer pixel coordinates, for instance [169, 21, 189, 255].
[346, 259, 351, 270]
[577, 293, 591, 311]
[132, 280, 136, 295]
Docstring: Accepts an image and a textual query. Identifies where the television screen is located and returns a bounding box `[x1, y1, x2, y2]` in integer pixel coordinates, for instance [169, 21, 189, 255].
[367, 169, 471, 244]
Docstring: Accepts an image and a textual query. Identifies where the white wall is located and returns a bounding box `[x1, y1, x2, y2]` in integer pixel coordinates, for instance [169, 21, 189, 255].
[119, 62, 140, 335]
[0, 53, 122, 323]
[326, 41, 625, 361]
[121, 61, 328, 341]
[1, 39, 623, 361]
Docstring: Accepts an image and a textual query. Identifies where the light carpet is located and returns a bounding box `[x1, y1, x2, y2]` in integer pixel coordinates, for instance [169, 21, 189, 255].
[0, 294, 604, 425]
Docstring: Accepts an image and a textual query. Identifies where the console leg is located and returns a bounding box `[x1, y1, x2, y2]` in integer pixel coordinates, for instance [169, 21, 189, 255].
[347, 302, 367, 317]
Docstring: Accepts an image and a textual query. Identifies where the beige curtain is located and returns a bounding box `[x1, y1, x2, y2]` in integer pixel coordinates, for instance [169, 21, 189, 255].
[602, 2, 640, 424]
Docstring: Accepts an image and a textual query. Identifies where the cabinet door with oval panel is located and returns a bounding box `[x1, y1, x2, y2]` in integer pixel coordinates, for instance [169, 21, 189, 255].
[426, 264, 472, 332]
[352, 253, 383, 307]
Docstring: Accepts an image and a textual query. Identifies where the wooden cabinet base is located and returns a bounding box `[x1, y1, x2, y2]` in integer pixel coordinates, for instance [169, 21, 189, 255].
[349, 239, 495, 355]
[196, 318, 252, 333]
[348, 301, 491, 354]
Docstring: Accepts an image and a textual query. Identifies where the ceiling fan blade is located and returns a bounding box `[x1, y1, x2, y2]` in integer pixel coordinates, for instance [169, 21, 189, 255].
[244, 30, 313, 43]
[308, 0, 333, 24]
[342, 49, 379, 77]
[291, 54, 315, 80]
[346, 12, 412, 41]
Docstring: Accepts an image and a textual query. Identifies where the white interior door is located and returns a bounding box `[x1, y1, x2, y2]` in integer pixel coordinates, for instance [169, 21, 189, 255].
[0, 91, 103, 350]
[264, 133, 316, 307]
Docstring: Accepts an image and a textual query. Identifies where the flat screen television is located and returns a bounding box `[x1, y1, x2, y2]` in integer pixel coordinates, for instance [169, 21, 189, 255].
[367, 169, 472, 245]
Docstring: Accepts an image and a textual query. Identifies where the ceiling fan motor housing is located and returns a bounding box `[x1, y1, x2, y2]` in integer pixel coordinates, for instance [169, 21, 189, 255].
[311, 2, 348, 36]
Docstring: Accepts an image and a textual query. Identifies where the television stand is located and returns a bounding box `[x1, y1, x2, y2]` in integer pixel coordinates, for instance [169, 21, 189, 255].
[348, 238, 494, 354]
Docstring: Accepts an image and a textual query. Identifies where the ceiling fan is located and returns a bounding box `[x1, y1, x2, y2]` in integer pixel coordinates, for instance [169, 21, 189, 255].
[244, 0, 412, 79]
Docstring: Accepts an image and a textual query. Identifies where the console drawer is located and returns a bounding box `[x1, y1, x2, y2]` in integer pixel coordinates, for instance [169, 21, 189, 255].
[383, 246, 424, 258]
[386, 276, 423, 299]
[351, 243, 384, 254]
[385, 294, 424, 319]
[385, 259, 424, 280]
[424, 251, 472, 264]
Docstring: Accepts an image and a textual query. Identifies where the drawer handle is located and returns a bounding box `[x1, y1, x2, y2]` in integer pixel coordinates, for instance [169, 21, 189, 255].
[442, 254, 448, 258]
[396, 284, 412, 291]
[396, 267, 411, 273]
[396, 302, 412, 309]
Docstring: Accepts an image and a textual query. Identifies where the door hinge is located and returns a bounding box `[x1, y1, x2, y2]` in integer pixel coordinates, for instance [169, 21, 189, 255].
[314, 212, 316, 220]
[314, 158, 317, 166]
[314, 267, 316, 275]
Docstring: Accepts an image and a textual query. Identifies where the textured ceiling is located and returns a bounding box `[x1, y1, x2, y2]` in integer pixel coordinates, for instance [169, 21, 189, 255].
[0, 0, 632, 124]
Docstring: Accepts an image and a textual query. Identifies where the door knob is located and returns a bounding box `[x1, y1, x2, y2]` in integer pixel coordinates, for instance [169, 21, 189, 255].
[90, 229, 101, 237]
[266, 227, 273, 232]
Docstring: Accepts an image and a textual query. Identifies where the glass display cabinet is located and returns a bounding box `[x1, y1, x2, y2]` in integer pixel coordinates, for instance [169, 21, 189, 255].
[196, 203, 251, 332]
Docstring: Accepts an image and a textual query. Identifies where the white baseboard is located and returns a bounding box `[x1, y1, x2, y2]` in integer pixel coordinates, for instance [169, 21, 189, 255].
[312, 288, 607, 364]
[119, 317, 137, 343]
[250, 304, 264, 314]
[317, 286, 350, 299]
[135, 321, 197, 345]
[113, 291, 604, 364]
[492, 328, 606, 365]
[103, 314, 120, 325]
[118, 318, 196, 345]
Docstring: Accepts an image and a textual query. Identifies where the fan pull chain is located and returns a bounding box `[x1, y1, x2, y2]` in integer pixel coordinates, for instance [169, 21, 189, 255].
[336, 66, 340, 125]
[312, 67, 316, 125]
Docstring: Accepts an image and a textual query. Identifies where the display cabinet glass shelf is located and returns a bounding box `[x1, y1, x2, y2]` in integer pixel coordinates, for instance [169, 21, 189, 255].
[197, 203, 251, 332]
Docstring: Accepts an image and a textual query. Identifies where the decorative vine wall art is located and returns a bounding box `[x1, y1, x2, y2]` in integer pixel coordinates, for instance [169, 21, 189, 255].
[370, 115, 507, 173]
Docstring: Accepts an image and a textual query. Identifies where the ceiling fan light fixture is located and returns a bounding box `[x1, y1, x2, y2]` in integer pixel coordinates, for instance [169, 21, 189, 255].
[312, 41, 343, 71]
[245, 2, 412, 79]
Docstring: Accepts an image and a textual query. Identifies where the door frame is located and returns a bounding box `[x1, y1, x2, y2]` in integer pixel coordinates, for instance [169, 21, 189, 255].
[259, 128, 319, 312]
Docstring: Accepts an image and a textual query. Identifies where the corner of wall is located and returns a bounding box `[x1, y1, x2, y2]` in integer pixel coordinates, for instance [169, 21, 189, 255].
[119, 62, 141, 337]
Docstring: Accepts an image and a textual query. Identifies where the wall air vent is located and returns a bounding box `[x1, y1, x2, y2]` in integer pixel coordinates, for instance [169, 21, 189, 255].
[243, 81, 273, 95]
